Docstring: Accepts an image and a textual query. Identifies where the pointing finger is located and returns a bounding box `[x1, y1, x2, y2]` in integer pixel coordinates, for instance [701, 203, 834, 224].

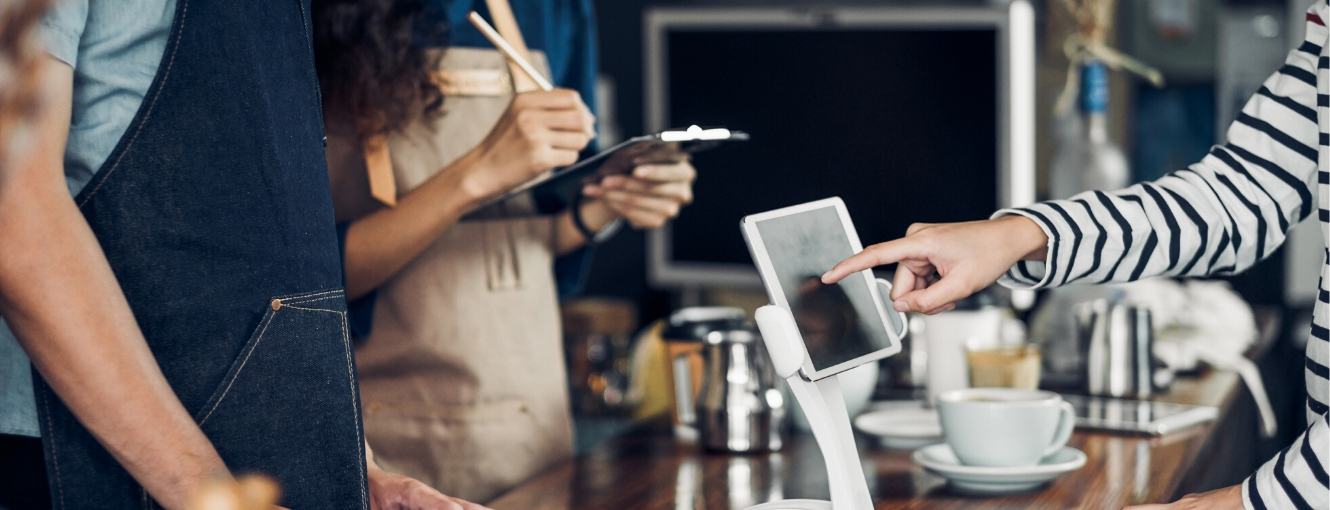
[822, 238, 921, 284]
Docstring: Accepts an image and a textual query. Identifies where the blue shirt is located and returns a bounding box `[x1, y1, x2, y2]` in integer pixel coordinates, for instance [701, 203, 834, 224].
[443, 0, 601, 297]
[0, 0, 175, 437]
[440, 0, 598, 123]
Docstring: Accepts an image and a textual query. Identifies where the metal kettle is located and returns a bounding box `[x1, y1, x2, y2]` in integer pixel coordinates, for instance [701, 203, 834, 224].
[685, 328, 786, 452]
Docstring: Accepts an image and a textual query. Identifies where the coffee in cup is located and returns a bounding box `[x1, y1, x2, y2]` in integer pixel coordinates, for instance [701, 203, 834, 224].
[966, 344, 1041, 389]
[935, 388, 1075, 467]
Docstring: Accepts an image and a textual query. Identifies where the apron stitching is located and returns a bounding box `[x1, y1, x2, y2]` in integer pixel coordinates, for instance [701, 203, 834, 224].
[198, 312, 276, 426]
[281, 293, 345, 306]
[278, 289, 344, 301]
[337, 310, 369, 508]
[76, 0, 189, 208]
[39, 384, 65, 509]
[280, 304, 341, 313]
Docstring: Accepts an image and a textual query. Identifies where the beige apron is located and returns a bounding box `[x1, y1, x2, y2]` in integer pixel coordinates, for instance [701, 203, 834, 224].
[354, 47, 574, 503]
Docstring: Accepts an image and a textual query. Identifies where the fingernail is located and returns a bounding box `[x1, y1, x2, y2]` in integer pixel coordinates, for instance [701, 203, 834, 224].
[821, 271, 832, 282]
[634, 167, 651, 178]
[894, 300, 909, 312]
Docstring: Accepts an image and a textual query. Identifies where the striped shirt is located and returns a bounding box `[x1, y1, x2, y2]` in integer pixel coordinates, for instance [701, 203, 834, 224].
[996, 5, 1330, 509]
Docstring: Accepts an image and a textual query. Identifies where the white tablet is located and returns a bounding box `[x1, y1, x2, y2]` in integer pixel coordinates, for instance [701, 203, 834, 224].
[741, 197, 905, 381]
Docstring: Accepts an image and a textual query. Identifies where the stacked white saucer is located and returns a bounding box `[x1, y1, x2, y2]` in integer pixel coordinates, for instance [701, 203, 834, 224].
[908, 388, 1087, 495]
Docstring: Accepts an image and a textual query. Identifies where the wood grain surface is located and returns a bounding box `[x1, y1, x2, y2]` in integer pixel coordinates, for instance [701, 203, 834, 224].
[487, 311, 1276, 510]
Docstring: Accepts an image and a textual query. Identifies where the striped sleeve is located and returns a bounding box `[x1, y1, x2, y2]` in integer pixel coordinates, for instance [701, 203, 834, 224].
[993, 15, 1322, 290]
[1242, 413, 1329, 510]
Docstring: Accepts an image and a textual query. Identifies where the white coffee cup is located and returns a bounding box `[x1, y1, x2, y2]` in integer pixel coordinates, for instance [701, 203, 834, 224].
[935, 388, 1076, 467]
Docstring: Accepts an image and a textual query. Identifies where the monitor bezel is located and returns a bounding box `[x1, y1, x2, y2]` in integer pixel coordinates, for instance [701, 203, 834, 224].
[644, 2, 1036, 289]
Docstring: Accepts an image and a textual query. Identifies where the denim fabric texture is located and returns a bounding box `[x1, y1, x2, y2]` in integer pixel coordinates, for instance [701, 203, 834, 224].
[30, 0, 369, 507]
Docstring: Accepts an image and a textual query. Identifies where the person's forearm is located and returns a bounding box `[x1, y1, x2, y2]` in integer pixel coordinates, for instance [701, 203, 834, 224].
[997, 215, 1049, 262]
[342, 150, 491, 300]
[0, 188, 229, 508]
[554, 198, 618, 255]
[0, 58, 229, 510]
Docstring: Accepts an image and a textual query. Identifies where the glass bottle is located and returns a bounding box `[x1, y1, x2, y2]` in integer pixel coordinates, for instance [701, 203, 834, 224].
[1050, 60, 1130, 200]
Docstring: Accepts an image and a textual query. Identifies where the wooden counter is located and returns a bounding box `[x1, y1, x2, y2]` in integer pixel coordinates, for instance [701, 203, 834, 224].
[489, 312, 1276, 510]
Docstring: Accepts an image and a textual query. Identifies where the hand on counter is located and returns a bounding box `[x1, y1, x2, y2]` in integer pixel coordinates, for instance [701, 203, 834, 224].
[1122, 484, 1244, 510]
[582, 158, 697, 230]
[366, 443, 491, 510]
[821, 215, 1048, 315]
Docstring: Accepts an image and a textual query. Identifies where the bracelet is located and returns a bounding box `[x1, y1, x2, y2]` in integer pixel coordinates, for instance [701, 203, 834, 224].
[571, 195, 623, 245]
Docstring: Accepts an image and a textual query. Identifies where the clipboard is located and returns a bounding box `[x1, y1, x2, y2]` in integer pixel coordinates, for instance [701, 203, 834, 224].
[470, 125, 748, 216]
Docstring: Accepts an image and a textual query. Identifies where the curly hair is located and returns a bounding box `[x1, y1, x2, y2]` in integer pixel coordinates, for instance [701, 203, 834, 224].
[311, 0, 446, 140]
[0, 0, 54, 162]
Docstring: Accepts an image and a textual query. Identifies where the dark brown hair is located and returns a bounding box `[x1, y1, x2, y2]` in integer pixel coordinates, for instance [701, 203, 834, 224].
[0, 0, 54, 160]
[311, 0, 446, 140]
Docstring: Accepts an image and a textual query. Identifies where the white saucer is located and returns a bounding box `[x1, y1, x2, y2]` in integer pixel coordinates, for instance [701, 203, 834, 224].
[853, 402, 943, 450]
[911, 444, 1086, 495]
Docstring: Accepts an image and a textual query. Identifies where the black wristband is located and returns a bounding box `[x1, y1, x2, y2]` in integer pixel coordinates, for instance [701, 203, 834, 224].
[571, 194, 623, 245]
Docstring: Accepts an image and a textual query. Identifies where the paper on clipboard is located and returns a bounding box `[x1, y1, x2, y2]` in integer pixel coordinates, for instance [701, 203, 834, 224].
[469, 125, 747, 216]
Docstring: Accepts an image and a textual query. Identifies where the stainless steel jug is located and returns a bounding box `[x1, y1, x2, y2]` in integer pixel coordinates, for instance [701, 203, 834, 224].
[661, 307, 749, 438]
[1076, 299, 1154, 398]
[681, 328, 786, 452]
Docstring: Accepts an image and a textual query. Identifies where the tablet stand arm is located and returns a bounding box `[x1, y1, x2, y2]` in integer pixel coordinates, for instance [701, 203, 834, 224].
[750, 305, 875, 510]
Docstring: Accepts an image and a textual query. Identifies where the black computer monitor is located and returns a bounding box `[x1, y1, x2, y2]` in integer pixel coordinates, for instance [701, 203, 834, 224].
[644, 3, 1035, 289]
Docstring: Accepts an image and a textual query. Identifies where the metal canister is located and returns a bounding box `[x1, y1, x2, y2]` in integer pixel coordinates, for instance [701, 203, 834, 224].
[1080, 299, 1154, 399]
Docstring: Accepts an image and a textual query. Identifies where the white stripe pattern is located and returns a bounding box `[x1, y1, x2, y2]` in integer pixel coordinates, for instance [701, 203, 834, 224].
[994, 5, 1330, 508]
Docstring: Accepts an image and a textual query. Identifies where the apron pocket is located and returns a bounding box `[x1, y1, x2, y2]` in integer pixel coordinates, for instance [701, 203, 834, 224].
[192, 289, 369, 509]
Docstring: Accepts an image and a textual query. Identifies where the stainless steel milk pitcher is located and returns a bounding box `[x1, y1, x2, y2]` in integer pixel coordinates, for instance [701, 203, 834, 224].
[678, 328, 786, 452]
[1076, 299, 1154, 399]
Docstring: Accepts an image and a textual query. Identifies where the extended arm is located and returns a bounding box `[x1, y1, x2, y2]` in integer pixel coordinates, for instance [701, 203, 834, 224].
[823, 7, 1330, 507]
[996, 21, 1321, 290]
[0, 57, 228, 510]
[825, 7, 1324, 311]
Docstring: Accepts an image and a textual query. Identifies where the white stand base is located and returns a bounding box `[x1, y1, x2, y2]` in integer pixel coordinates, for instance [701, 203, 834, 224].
[751, 305, 877, 510]
[746, 499, 833, 510]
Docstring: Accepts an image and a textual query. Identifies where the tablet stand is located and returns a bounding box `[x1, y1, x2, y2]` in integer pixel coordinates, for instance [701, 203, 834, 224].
[749, 304, 877, 510]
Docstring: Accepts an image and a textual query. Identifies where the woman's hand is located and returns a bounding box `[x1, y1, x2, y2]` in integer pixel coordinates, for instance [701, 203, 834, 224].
[1122, 484, 1244, 510]
[821, 215, 1048, 315]
[365, 443, 490, 510]
[582, 159, 696, 229]
[366, 468, 489, 510]
[463, 88, 595, 202]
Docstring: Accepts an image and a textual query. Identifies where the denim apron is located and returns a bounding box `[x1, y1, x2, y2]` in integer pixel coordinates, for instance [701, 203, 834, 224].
[31, 0, 369, 508]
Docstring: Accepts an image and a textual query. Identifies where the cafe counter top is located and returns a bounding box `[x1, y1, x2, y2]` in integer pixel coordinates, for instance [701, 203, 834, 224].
[487, 311, 1278, 510]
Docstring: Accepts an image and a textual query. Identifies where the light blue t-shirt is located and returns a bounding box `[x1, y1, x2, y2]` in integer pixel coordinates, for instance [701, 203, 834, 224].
[0, 0, 175, 437]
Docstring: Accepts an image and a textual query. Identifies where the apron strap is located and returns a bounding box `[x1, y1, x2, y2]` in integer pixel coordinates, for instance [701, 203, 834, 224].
[362, 0, 536, 207]
[364, 134, 397, 207]
[484, 0, 541, 93]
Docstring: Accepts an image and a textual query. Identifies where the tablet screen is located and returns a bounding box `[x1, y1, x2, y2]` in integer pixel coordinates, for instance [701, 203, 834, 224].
[752, 205, 895, 371]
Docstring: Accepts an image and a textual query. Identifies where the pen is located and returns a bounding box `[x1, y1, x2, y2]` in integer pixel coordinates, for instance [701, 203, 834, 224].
[467, 11, 555, 92]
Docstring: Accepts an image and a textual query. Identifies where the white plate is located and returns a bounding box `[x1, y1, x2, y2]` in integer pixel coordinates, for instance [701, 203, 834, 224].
[853, 402, 943, 450]
[911, 443, 1086, 495]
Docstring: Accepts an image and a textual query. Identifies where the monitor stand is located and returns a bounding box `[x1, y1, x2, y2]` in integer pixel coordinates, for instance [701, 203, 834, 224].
[749, 305, 876, 510]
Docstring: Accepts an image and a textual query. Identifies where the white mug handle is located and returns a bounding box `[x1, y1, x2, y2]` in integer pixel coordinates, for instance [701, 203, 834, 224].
[1042, 401, 1077, 459]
